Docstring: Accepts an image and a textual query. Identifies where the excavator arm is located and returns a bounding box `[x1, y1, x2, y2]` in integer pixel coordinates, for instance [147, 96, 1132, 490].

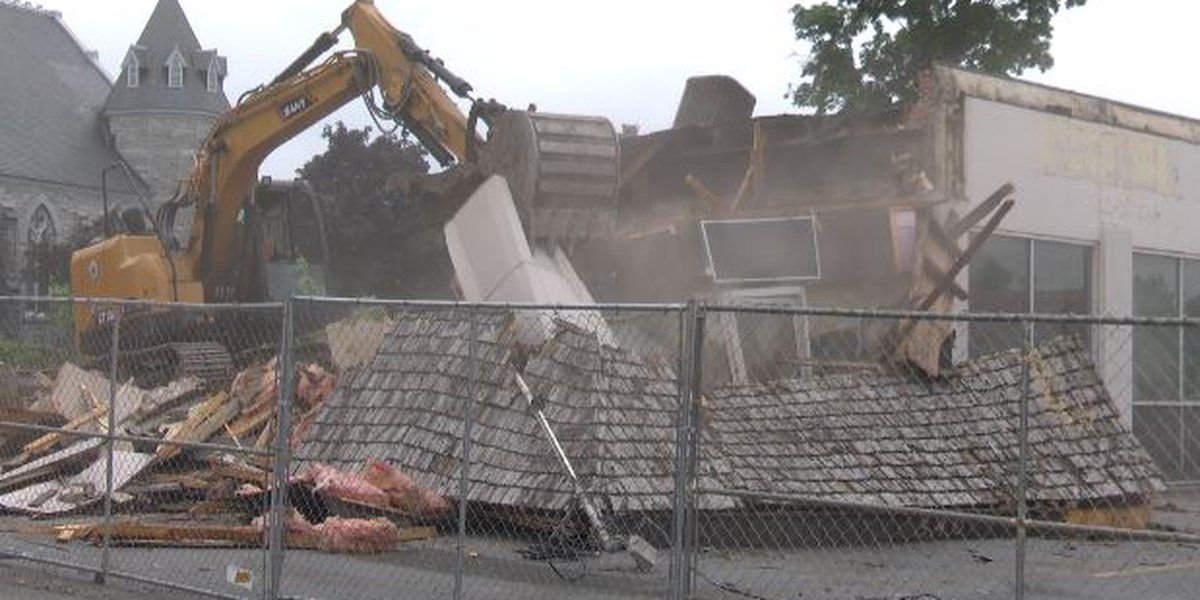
[186, 0, 486, 297]
[183, 52, 373, 298]
[71, 0, 617, 343]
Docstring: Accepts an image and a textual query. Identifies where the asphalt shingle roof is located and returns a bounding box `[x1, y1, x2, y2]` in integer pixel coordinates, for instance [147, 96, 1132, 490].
[102, 0, 229, 116]
[0, 4, 130, 189]
[297, 312, 1163, 515]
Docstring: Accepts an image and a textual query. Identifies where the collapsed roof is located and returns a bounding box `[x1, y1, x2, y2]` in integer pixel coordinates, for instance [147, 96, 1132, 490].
[297, 312, 1162, 513]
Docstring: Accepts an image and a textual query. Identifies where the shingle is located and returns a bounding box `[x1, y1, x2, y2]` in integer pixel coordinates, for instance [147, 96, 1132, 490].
[102, 0, 230, 116]
[0, 5, 135, 190]
[298, 316, 1163, 515]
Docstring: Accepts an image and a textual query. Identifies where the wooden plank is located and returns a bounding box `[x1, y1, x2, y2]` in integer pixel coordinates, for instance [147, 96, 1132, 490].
[913, 199, 1014, 313]
[947, 182, 1015, 239]
[226, 400, 275, 440]
[21, 404, 106, 457]
[1065, 505, 1149, 530]
[0, 451, 153, 515]
[208, 456, 269, 487]
[0, 438, 103, 493]
[156, 391, 233, 460]
[47, 521, 436, 550]
[683, 174, 722, 211]
[731, 120, 766, 211]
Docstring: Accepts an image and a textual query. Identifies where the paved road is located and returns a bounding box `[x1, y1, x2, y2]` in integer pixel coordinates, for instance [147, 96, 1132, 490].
[0, 559, 208, 599]
[0, 492, 1198, 600]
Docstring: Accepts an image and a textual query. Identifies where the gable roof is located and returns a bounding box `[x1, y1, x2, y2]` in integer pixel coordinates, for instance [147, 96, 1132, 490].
[0, 3, 133, 190]
[103, 0, 229, 116]
[298, 313, 1162, 514]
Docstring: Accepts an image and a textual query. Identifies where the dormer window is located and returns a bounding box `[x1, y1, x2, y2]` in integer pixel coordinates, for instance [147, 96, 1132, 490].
[206, 57, 220, 93]
[165, 47, 187, 88]
[123, 52, 140, 87]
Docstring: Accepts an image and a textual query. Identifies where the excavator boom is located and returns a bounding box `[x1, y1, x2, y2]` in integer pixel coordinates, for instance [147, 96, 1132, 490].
[69, 0, 619, 382]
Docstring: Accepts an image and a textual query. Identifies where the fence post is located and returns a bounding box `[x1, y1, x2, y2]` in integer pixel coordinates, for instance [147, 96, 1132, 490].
[266, 301, 295, 600]
[96, 303, 121, 585]
[1015, 318, 1032, 600]
[453, 309, 478, 600]
[670, 301, 705, 600]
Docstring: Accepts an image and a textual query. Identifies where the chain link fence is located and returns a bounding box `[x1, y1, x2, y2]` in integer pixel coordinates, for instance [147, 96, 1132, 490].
[0, 296, 1195, 599]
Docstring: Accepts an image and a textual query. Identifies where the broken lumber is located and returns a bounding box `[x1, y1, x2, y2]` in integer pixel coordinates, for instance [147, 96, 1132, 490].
[45, 520, 435, 552]
[156, 391, 234, 460]
[19, 403, 107, 458]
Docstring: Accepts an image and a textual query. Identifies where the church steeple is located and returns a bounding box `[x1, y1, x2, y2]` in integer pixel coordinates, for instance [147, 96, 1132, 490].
[103, 0, 229, 116]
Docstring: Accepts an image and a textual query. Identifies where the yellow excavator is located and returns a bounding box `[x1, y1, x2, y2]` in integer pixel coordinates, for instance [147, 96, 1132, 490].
[69, 0, 619, 384]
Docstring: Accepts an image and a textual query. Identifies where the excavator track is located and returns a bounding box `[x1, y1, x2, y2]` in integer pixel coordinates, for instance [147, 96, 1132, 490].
[481, 111, 620, 242]
[107, 341, 234, 390]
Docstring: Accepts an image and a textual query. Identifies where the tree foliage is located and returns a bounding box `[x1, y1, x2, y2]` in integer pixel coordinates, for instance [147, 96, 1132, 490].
[790, 0, 1087, 114]
[297, 122, 430, 297]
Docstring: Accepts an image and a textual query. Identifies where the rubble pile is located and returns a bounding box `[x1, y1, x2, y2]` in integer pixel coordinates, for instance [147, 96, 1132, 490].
[0, 358, 439, 553]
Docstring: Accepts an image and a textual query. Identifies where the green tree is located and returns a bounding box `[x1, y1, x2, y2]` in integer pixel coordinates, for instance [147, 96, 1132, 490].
[790, 0, 1087, 114]
[297, 122, 430, 297]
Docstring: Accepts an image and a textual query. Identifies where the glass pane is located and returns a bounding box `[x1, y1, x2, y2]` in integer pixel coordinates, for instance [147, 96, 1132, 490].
[969, 236, 1028, 356]
[1133, 254, 1179, 403]
[1135, 254, 1179, 317]
[1033, 240, 1092, 346]
[735, 311, 801, 381]
[1184, 260, 1200, 401]
[1133, 405, 1184, 481]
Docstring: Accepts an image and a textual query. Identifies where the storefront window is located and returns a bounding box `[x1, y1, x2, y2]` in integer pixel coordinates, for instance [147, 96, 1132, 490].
[969, 236, 1091, 356]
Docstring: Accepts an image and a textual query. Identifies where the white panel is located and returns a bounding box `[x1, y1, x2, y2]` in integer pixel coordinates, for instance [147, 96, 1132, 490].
[443, 175, 531, 302]
[963, 97, 1200, 255]
[444, 175, 615, 346]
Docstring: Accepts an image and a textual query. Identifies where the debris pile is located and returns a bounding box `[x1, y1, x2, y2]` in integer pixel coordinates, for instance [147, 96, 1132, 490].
[0, 357, 440, 553]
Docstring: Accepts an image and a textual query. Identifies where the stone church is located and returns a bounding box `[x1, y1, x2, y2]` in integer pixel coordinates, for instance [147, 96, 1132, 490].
[0, 0, 228, 295]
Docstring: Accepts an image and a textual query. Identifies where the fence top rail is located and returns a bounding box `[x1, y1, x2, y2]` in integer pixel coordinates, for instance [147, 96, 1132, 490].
[0, 296, 285, 311]
[11, 294, 1193, 326]
[292, 295, 688, 313]
[702, 303, 1200, 326]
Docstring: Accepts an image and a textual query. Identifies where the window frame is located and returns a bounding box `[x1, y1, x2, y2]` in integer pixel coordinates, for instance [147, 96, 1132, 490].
[713, 286, 812, 384]
[1131, 251, 1200, 406]
[700, 215, 822, 284]
[165, 48, 187, 89]
[968, 234, 1095, 354]
[206, 57, 220, 93]
[125, 55, 139, 88]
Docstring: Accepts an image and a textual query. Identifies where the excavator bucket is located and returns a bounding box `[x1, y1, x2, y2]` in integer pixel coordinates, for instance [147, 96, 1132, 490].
[480, 111, 620, 242]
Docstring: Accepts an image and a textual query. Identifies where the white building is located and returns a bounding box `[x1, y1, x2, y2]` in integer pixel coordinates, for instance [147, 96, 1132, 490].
[919, 65, 1200, 481]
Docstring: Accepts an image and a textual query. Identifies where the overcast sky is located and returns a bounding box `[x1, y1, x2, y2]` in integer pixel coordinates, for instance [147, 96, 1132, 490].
[45, 0, 1200, 178]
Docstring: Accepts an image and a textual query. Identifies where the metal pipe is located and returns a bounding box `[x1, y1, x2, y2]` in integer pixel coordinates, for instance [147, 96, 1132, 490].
[512, 370, 616, 551]
[1016, 319, 1032, 600]
[270, 25, 345, 86]
[683, 306, 706, 597]
[669, 301, 698, 600]
[700, 303, 1200, 326]
[100, 165, 113, 238]
[290, 295, 687, 313]
[701, 488, 1200, 544]
[97, 306, 120, 585]
[454, 311, 477, 600]
[266, 301, 295, 600]
[0, 295, 285, 310]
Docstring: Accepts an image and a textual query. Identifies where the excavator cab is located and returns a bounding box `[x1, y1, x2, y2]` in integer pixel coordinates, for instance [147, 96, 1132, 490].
[249, 178, 329, 301]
